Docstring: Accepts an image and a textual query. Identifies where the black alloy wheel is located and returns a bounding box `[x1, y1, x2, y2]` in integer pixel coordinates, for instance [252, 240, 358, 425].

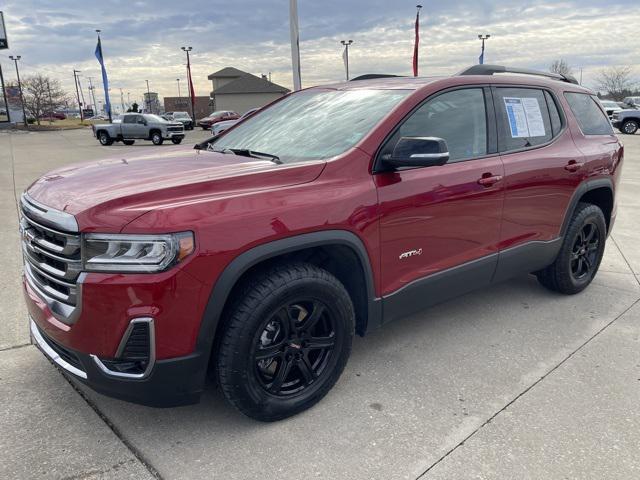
[217, 263, 354, 421]
[252, 300, 336, 396]
[570, 222, 600, 281]
[536, 202, 606, 294]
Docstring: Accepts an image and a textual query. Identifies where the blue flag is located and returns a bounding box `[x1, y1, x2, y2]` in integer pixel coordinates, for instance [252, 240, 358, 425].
[95, 37, 112, 119]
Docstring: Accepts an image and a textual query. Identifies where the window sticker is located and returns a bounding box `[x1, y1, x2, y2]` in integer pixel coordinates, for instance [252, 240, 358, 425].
[503, 97, 546, 138]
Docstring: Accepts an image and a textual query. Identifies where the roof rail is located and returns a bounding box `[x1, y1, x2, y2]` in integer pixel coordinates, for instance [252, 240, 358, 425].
[350, 74, 403, 81]
[457, 64, 579, 85]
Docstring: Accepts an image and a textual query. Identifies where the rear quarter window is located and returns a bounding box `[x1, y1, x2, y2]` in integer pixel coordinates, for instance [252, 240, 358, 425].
[564, 92, 614, 135]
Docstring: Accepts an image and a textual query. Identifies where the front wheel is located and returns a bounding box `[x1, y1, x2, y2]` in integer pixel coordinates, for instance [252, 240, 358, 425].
[217, 263, 354, 421]
[151, 132, 164, 145]
[621, 119, 639, 135]
[171, 137, 183, 144]
[536, 202, 606, 294]
[98, 131, 113, 146]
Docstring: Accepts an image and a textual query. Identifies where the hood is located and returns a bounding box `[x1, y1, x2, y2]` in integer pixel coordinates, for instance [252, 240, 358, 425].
[26, 147, 325, 231]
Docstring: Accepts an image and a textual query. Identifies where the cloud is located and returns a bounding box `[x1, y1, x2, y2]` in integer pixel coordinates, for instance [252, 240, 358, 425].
[0, 0, 638, 108]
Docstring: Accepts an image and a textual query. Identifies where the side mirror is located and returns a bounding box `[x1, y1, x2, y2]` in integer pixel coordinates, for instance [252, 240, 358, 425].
[384, 137, 450, 169]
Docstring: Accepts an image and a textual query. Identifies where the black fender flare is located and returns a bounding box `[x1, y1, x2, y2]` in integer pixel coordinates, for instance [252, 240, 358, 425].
[560, 177, 614, 237]
[194, 230, 381, 359]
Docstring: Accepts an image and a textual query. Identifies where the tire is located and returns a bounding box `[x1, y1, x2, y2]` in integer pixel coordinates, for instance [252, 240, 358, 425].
[536, 202, 606, 294]
[217, 263, 354, 421]
[171, 137, 183, 144]
[151, 131, 164, 145]
[621, 119, 639, 135]
[123, 140, 135, 145]
[98, 131, 113, 146]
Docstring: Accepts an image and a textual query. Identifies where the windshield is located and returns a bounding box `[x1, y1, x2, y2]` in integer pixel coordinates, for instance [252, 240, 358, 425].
[212, 89, 410, 163]
[174, 112, 189, 118]
[144, 114, 167, 122]
[600, 101, 617, 108]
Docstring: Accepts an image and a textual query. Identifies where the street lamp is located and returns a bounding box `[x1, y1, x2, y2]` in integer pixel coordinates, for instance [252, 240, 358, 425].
[176, 78, 181, 98]
[9, 55, 28, 127]
[340, 40, 354, 81]
[145, 79, 151, 113]
[180, 46, 196, 120]
[478, 34, 490, 65]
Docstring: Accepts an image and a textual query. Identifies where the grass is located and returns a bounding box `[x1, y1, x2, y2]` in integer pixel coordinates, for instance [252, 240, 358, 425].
[18, 118, 104, 131]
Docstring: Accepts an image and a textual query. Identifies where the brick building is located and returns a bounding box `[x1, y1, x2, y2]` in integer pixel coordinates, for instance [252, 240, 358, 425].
[163, 96, 212, 120]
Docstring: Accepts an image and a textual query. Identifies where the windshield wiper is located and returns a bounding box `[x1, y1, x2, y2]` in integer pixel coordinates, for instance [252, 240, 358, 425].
[225, 148, 282, 164]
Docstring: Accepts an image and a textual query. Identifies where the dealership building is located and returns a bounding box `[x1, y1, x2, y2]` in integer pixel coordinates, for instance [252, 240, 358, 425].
[208, 67, 289, 114]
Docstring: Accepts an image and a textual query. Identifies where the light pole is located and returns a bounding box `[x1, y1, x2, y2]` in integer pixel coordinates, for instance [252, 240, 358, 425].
[478, 34, 490, 65]
[73, 69, 84, 122]
[145, 79, 151, 113]
[9, 55, 28, 127]
[180, 47, 195, 120]
[176, 78, 181, 98]
[340, 40, 353, 81]
[119, 88, 125, 114]
[87, 77, 98, 114]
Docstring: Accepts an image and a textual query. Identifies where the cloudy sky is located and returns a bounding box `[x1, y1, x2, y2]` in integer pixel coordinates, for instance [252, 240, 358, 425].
[0, 0, 638, 109]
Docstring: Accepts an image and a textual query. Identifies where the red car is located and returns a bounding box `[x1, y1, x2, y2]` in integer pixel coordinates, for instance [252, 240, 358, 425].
[197, 110, 238, 129]
[39, 112, 67, 121]
[23, 65, 622, 421]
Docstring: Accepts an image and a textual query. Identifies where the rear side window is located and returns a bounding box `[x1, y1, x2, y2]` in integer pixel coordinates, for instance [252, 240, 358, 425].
[494, 88, 553, 152]
[564, 92, 614, 135]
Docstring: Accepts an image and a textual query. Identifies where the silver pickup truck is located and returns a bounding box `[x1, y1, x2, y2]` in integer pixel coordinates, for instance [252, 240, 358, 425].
[612, 109, 640, 135]
[93, 113, 185, 146]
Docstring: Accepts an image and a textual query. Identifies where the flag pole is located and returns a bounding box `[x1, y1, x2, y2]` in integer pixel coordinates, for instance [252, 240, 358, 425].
[95, 30, 112, 123]
[289, 0, 302, 90]
[413, 5, 422, 77]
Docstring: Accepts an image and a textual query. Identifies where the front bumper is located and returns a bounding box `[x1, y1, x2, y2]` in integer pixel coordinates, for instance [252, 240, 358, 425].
[612, 120, 622, 129]
[30, 317, 207, 407]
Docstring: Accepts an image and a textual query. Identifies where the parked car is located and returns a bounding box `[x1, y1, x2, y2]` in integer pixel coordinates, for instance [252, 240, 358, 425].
[612, 109, 640, 134]
[622, 96, 640, 109]
[169, 111, 194, 130]
[599, 100, 622, 119]
[39, 111, 67, 121]
[92, 113, 184, 145]
[197, 110, 239, 129]
[212, 108, 260, 135]
[24, 65, 622, 421]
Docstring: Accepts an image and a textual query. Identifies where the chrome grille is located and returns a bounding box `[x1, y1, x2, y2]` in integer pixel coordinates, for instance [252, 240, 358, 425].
[167, 125, 184, 132]
[20, 194, 81, 322]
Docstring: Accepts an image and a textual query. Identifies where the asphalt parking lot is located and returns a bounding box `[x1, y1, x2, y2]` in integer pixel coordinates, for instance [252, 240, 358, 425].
[1, 127, 640, 479]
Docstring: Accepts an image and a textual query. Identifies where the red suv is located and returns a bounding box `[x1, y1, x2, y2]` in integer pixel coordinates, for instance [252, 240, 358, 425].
[23, 65, 622, 421]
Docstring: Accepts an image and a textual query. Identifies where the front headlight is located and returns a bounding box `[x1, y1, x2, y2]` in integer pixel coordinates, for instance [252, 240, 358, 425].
[82, 232, 194, 273]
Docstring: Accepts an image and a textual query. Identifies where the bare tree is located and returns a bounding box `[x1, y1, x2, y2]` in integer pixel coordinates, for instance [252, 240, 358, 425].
[21, 74, 69, 125]
[595, 66, 637, 101]
[550, 59, 573, 77]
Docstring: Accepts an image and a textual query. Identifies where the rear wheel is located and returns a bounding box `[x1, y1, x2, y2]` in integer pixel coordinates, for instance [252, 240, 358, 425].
[621, 119, 639, 135]
[217, 263, 354, 421]
[151, 131, 164, 145]
[536, 202, 606, 294]
[98, 131, 113, 146]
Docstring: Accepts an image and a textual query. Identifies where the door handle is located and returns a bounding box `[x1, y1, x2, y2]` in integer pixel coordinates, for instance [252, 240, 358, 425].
[564, 160, 584, 172]
[477, 173, 503, 187]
